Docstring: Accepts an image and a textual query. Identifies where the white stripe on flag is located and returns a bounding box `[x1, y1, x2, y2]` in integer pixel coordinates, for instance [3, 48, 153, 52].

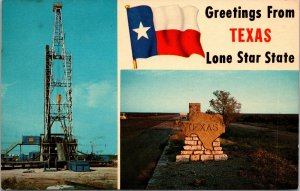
[152, 5, 200, 32]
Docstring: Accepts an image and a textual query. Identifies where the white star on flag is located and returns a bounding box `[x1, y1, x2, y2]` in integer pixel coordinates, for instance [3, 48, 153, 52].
[133, 22, 151, 40]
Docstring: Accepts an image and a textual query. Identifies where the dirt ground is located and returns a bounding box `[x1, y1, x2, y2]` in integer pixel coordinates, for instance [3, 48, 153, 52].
[1, 167, 117, 190]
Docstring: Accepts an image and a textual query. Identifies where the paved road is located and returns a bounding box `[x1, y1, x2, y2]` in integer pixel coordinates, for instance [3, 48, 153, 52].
[121, 115, 178, 189]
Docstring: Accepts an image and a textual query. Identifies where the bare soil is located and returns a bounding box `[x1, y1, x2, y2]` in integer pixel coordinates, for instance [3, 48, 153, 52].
[1, 167, 117, 190]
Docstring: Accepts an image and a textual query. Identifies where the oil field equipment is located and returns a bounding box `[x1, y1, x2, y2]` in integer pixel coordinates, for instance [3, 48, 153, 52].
[68, 160, 90, 172]
[41, 2, 77, 167]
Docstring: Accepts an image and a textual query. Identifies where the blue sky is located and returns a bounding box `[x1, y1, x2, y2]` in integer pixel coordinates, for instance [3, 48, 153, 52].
[121, 70, 298, 114]
[2, 0, 117, 155]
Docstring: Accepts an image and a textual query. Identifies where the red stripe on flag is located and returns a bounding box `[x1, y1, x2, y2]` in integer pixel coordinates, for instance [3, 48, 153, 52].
[156, 29, 205, 57]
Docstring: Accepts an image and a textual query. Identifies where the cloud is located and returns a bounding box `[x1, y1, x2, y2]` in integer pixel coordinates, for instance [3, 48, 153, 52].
[2, 82, 15, 98]
[73, 81, 113, 108]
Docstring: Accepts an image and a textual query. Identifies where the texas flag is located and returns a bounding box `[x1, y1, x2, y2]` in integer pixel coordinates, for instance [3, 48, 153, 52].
[127, 5, 205, 59]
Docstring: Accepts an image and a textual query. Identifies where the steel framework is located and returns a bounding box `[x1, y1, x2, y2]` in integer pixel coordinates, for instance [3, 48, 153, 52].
[41, 3, 77, 166]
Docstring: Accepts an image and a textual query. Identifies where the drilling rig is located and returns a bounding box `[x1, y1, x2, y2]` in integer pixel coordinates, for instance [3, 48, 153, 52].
[41, 2, 77, 167]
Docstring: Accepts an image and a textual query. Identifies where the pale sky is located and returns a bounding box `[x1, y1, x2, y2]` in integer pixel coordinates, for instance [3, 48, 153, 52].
[2, 0, 117, 154]
[121, 70, 298, 114]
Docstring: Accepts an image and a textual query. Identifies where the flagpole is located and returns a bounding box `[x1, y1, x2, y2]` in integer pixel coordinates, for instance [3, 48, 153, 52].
[125, 5, 138, 70]
[133, 59, 137, 69]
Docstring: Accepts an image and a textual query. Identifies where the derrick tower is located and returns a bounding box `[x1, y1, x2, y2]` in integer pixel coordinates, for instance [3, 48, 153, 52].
[41, 2, 77, 165]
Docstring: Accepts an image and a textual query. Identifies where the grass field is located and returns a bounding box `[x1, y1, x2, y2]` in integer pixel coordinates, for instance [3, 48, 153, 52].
[121, 113, 298, 189]
[222, 122, 298, 189]
[237, 113, 298, 132]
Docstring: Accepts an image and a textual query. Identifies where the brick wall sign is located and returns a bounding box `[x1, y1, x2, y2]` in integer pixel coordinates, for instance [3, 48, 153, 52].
[176, 103, 228, 162]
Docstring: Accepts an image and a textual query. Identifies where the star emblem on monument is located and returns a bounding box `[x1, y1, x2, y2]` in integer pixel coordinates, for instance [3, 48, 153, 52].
[133, 22, 151, 40]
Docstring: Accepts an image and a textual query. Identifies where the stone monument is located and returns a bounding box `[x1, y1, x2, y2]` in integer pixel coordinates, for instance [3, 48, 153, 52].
[176, 103, 228, 162]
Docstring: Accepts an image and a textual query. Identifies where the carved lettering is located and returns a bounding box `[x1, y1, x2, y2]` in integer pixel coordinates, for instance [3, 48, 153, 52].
[180, 103, 226, 150]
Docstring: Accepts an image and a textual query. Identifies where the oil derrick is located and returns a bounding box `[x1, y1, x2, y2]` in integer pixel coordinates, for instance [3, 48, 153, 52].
[41, 2, 77, 167]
